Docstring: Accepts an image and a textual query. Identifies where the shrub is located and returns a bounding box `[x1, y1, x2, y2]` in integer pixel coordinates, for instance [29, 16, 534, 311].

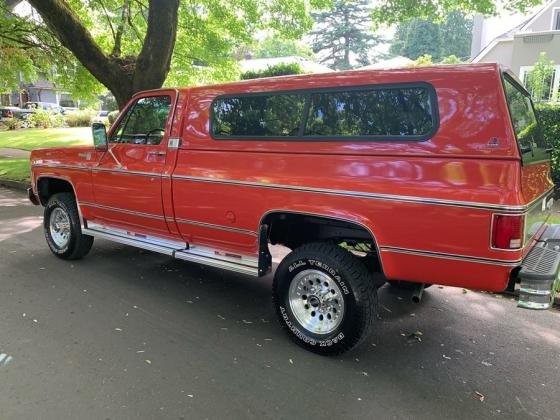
[108, 110, 119, 125]
[65, 109, 96, 127]
[3, 118, 20, 130]
[241, 63, 304, 80]
[535, 103, 560, 184]
[28, 110, 54, 128]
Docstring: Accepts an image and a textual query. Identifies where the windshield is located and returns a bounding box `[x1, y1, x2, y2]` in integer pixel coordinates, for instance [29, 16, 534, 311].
[503, 74, 549, 164]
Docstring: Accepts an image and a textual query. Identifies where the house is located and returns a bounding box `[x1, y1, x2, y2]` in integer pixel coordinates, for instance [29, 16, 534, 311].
[0, 0, 79, 108]
[471, 0, 560, 100]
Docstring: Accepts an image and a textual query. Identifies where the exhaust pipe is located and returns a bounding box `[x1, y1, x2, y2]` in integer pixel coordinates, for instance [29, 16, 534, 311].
[411, 283, 425, 303]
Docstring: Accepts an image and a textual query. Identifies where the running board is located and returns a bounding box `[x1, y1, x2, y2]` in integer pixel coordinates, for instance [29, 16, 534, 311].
[82, 222, 259, 276]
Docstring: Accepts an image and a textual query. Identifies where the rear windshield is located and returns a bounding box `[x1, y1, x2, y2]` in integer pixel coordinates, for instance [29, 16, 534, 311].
[503, 75, 549, 163]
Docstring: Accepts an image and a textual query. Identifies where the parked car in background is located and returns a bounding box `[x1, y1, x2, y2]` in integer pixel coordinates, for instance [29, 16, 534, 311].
[92, 110, 110, 125]
[0, 106, 31, 121]
[23, 102, 65, 114]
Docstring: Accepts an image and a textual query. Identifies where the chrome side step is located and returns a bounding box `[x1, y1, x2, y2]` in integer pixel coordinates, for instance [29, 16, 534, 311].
[82, 222, 259, 276]
[175, 247, 258, 277]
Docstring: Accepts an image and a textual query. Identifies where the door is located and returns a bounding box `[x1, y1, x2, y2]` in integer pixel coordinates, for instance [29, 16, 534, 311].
[90, 92, 176, 237]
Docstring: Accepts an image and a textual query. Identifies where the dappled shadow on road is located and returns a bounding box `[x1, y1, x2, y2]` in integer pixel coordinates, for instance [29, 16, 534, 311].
[5, 227, 560, 419]
[0, 216, 42, 242]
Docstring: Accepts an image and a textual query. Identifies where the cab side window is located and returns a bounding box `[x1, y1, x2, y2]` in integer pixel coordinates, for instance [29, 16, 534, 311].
[110, 96, 171, 145]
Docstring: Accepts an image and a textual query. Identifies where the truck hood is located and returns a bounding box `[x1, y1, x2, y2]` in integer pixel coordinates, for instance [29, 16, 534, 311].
[30, 145, 100, 168]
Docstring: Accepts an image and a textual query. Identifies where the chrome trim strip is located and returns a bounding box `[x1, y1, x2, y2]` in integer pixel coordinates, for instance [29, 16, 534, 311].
[92, 167, 160, 177]
[32, 164, 554, 212]
[173, 175, 553, 212]
[174, 217, 257, 236]
[32, 164, 161, 178]
[380, 246, 521, 266]
[32, 163, 89, 171]
[80, 201, 165, 220]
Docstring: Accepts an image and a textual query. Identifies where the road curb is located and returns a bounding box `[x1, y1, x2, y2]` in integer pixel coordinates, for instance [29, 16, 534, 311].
[0, 178, 30, 191]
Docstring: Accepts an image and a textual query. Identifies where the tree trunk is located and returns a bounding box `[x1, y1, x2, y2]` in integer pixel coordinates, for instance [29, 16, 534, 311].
[27, 0, 179, 109]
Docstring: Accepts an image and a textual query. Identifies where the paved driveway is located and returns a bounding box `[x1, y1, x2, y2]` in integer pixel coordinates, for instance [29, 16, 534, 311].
[1, 186, 559, 419]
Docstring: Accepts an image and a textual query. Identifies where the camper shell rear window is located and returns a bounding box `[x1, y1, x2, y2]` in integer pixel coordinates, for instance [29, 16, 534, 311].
[503, 74, 549, 164]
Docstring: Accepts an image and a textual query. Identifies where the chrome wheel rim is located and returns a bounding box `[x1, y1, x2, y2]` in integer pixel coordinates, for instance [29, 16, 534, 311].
[49, 207, 71, 248]
[288, 269, 345, 335]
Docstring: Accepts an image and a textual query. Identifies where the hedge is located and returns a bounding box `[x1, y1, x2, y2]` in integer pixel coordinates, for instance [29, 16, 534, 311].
[535, 103, 560, 184]
[241, 63, 304, 80]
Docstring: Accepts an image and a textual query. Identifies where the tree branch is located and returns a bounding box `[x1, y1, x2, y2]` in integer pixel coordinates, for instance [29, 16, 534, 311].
[132, 0, 179, 91]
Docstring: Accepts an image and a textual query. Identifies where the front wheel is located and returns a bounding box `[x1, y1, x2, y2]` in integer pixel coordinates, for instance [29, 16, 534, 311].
[44, 193, 93, 260]
[273, 242, 377, 355]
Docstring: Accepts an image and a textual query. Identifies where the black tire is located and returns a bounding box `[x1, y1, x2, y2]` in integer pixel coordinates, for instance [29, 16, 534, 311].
[387, 280, 432, 290]
[273, 242, 377, 355]
[44, 193, 93, 260]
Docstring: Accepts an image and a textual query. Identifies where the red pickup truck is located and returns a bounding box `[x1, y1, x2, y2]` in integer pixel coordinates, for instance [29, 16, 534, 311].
[29, 63, 559, 355]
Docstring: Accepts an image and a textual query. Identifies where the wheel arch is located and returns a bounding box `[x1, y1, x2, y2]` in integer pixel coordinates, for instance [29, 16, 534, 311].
[36, 176, 77, 206]
[259, 209, 384, 274]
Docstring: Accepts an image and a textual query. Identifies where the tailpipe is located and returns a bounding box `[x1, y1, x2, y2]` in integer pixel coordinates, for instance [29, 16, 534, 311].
[411, 283, 425, 303]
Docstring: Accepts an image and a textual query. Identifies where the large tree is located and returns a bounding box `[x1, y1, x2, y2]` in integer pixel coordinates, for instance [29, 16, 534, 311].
[372, 0, 544, 25]
[309, 0, 381, 70]
[1, 0, 320, 108]
[390, 11, 473, 62]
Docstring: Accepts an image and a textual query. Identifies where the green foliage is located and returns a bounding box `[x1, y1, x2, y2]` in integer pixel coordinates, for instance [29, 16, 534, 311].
[2, 1, 324, 102]
[439, 55, 464, 64]
[526, 52, 558, 102]
[27, 110, 64, 129]
[253, 37, 314, 60]
[535, 103, 560, 183]
[372, 0, 543, 25]
[409, 54, 434, 66]
[240, 63, 304, 80]
[390, 11, 473, 62]
[0, 157, 29, 182]
[108, 111, 120, 125]
[64, 110, 97, 127]
[310, 0, 382, 70]
[3, 118, 20, 130]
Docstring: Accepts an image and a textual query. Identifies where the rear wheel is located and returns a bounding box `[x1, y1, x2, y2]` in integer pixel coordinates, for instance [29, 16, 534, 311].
[273, 242, 377, 355]
[44, 193, 93, 260]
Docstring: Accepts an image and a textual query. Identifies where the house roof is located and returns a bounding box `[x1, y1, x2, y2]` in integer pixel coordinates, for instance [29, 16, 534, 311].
[359, 56, 414, 70]
[472, 0, 559, 63]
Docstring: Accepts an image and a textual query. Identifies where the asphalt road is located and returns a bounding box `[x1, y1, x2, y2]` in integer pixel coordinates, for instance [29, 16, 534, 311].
[1, 186, 560, 420]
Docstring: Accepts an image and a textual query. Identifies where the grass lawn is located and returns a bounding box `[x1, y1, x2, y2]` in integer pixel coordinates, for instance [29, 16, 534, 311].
[0, 127, 91, 151]
[0, 127, 92, 183]
[0, 157, 30, 182]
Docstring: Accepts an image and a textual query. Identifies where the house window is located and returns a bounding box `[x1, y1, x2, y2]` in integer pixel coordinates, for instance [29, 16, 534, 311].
[519, 65, 560, 102]
[553, 8, 560, 30]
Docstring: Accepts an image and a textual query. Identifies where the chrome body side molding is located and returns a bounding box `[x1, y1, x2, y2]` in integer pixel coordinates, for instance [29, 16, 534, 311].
[31, 163, 553, 213]
[82, 222, 259, 276]
[380, 246, 521, 266]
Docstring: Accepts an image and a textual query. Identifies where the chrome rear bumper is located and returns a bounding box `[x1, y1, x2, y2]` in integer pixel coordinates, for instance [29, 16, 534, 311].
[518, 225, 560, 310]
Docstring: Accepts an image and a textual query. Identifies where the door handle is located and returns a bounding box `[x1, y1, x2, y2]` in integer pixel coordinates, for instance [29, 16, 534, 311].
[148, 151, 166, 157]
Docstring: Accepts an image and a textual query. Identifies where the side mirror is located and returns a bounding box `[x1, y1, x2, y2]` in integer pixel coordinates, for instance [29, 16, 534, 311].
[92, 122, 108, 151]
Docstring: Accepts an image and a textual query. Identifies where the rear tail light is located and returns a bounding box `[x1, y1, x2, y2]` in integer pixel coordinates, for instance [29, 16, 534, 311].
[491, 214, 524, 250]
